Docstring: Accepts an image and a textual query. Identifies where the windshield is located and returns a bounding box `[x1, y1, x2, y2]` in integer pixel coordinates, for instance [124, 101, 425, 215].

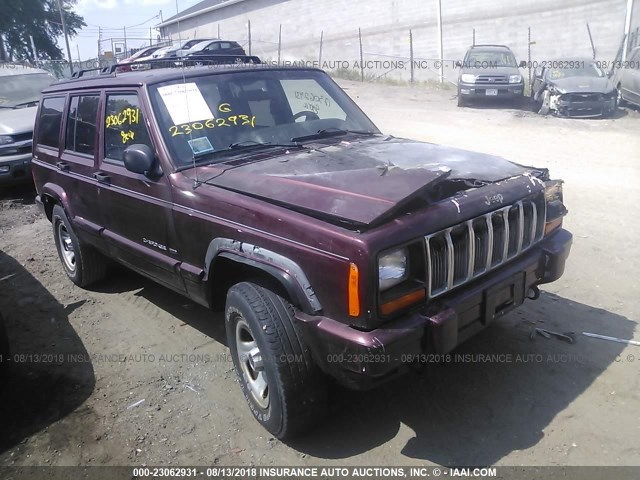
[465, 50, 517, 67]
[0, 73, 54, 108]
[148, 69, 379, 167]
[546, 62, 605, 79]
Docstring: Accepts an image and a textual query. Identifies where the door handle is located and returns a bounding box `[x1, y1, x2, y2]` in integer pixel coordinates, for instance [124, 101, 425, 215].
[94, 172, 111, 184]
[56, 161, 70, 172]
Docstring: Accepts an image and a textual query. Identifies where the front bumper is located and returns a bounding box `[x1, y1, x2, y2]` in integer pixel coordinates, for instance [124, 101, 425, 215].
[555, 94, 616, 118]
[0, 152, 32, 186]
[296, 228, 572, 389]
[458, 82, 524, 99]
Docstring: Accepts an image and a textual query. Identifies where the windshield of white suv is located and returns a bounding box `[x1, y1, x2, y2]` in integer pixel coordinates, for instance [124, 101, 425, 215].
[149, 69, 380, 166]
[465, 50, 517, 68]
[0, 73, 55, 108]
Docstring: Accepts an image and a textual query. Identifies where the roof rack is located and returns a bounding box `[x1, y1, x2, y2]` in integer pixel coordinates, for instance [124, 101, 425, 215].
[63, 54, 263, 83]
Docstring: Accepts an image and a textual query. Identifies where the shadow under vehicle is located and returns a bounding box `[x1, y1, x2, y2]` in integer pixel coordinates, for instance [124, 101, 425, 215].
[0, 250, 95, 454]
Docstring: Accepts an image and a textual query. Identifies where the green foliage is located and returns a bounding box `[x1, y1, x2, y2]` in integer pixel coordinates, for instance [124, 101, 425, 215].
[0, 0, 86, 61]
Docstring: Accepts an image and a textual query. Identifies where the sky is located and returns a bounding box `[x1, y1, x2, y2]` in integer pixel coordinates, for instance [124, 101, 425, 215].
[61, 0, 202, 61]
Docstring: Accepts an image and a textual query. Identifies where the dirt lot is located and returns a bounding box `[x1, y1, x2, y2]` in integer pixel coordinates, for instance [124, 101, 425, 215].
[1, 81, 639, 468]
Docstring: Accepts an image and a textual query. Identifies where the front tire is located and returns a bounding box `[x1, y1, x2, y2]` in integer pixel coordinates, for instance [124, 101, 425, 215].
[225, 282, 327, 439]
[52, 204, 107, 287]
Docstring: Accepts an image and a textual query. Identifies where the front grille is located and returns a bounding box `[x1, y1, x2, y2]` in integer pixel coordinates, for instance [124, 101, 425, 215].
[564, 93, 602, 103]
[425, 195, 546, 298]
[475, 75, 508, 84]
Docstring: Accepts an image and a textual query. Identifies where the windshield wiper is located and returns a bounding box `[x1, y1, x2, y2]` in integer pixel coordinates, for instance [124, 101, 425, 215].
[178, 140, 305, 171]
[291, 128, 376, 143]
[227, 140, 303, 151]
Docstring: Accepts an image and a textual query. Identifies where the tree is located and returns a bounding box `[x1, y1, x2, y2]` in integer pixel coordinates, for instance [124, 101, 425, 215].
[0, 0, 86, 62]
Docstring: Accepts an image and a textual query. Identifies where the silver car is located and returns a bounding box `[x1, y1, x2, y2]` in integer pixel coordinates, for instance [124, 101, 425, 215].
[617, 47, 640, 108]
[0, 64, 55, 186]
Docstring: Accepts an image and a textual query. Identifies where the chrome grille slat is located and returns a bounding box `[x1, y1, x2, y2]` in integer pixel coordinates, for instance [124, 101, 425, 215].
[529, 202, 537, 247]
[445, 229, 454, 290]
[424, 194, 546, 299]
[485, 214, 494, 269]
[516, 201, 524, 254]
[502, 208, 510, 261]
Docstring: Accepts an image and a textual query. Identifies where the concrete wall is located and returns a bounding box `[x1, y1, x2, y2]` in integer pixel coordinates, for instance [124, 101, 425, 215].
[162, 0, 635, 82]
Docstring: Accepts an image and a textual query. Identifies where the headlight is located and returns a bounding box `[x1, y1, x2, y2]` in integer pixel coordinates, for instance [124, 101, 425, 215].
[0, 135, 13, 146]
[544, 180, 566, 235]
[460, 74, 476, 83]
[544, 179, 563, 203]
[379, 248, 408, 291]
[509, 74, 523, 84]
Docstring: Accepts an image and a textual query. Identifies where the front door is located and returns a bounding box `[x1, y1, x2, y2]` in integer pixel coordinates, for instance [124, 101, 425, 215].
[96, 90, 183, 291]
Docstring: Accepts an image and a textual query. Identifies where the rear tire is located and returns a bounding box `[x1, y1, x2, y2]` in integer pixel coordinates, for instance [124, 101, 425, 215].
[52, 204, 107, 287]
[225, 282, 327, 439]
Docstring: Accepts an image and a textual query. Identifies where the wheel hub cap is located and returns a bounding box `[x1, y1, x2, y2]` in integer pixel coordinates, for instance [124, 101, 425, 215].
[235, 319, 269, 409]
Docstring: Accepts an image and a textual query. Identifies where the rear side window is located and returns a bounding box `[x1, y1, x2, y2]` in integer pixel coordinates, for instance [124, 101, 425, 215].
[65, 95, 99, 156]
[38, 97, 65, 148]
[104, 93, 152, 163]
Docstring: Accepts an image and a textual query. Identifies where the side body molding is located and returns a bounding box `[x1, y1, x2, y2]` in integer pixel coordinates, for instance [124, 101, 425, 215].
[204, 238, 322, 314]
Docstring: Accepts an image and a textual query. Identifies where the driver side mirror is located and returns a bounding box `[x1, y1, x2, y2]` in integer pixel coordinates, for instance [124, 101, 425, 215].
[455, 60, 462, 68]
[123, 144, 161, 177]
[519, 60, 527, 68]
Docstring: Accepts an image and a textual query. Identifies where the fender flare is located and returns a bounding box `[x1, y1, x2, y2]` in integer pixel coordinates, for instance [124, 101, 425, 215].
[39, 183, 72, 219]
[204, 238, 322, 315]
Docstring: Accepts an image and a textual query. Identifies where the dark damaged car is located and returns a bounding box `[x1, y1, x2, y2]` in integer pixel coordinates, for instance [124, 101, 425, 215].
[530, 59, 618, 117]
[32, 65, 572, 438]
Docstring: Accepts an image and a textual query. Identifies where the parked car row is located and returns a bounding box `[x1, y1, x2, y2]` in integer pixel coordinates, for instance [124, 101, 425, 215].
[456, 44, 640, 118]
[117, 38, 247, 70]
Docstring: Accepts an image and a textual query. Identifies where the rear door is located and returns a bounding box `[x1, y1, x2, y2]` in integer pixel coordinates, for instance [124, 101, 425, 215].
[96, 89, 184, 291]
[59, 93, 105, 246]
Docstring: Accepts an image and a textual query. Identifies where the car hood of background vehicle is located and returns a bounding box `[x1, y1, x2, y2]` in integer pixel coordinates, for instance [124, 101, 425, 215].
[548, 76, 614, 94]
[202, 137, 535, 227]
[0, 106, 37, 135]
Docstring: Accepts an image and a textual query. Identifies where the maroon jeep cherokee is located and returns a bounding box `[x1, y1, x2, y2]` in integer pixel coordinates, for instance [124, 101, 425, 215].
[32, 65, 572, 438]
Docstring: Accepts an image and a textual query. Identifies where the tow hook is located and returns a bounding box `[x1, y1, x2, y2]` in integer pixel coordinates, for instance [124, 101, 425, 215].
[527, 285, 540, 300]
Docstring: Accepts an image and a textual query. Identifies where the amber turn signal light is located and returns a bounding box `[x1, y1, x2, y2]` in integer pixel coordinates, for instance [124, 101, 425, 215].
[380, 288, 426, 316]
[544, 217, 563, 235]
[348, 263, 360, 317]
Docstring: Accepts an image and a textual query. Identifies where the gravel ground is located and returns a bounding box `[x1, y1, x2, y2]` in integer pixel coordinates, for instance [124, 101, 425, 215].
[0, 80, 639, 467]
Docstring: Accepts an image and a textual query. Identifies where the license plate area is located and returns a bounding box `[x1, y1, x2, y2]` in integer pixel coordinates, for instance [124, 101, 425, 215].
[482, 272, 525, 324]
[485, 89, 498, 96]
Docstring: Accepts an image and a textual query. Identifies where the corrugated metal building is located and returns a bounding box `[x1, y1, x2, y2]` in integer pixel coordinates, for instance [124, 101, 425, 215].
[159, 0, 639, 82]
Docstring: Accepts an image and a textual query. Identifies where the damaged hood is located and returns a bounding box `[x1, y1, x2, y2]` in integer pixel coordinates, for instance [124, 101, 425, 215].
[203, 137, 536, 226]
[548, 76, 615, 94]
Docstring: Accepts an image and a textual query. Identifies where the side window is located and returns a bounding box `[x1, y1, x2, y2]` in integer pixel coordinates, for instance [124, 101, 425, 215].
[280, 79, 347, 121]
[38, 96, 65, 148]
[205, 43, 220, 52]
[65, 95, 99, 156]
[104, 93, 152, 163]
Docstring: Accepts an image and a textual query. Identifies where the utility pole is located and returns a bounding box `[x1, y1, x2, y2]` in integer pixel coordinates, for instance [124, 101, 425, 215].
[436, 0, 444, 84]
[622, 0, 635, 61]
[97, 26, 102, 60]
[55, 0, 74, 74]
[123, 26, 128, 56]
[76, 44, 81, 63]
[29, 35, 39, 64]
